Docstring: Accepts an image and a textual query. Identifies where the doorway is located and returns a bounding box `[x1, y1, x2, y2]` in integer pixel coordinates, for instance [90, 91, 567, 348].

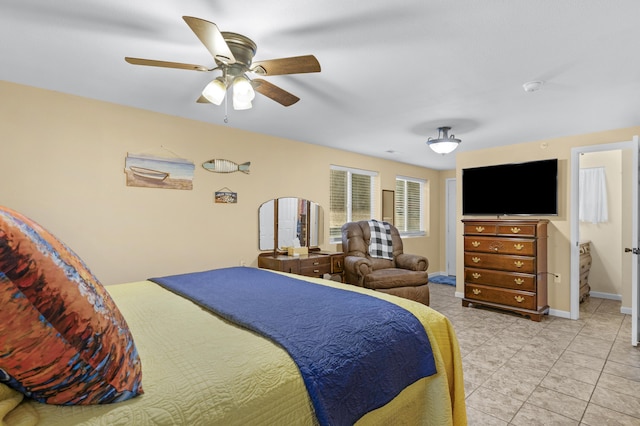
[570, 137, 638, 345]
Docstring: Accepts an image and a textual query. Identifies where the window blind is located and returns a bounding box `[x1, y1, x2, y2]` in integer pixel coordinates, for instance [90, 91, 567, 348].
[395, 176, 425, 235]
[330, 166, 378, 241]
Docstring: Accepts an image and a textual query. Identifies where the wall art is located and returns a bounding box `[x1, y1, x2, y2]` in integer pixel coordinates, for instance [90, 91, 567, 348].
[125, 152, 195, 190]
[215, 187, 237, 204]
[202, 159, 250, 174]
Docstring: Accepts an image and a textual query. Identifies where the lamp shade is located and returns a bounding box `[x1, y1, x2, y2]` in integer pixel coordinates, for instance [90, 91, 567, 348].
[233, 98, 253, 110]
[428, 140, 460, 154]
[233, 76, 255, 105]
[202, 78, 227, 105]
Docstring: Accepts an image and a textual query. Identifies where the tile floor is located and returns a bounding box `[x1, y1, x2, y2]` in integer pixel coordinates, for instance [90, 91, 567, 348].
[429, 282, 640, 425]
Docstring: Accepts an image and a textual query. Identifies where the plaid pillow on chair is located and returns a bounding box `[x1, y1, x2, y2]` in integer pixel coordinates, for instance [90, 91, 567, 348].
[368, 219, 393, 260]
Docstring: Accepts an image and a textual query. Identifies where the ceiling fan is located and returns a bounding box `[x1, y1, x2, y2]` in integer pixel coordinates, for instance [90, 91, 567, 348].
[125, 16, 321, 110]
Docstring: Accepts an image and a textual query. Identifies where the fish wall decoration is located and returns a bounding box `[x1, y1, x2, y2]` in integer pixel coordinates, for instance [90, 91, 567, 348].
[202, 159, 250, 174]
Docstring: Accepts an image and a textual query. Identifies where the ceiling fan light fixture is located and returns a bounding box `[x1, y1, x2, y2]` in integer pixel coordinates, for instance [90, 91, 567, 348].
[232, 76, 255, 104]
[202, 78, 227, 105]
[427, 126, 461, 155]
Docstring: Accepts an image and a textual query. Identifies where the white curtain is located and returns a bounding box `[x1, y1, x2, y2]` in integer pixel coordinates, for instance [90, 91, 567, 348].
[579, 167, 608, 224]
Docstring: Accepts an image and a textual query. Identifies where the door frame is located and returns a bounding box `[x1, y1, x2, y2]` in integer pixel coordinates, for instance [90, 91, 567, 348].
[445, 178, 457, 276]
[570, 137, 638, 345]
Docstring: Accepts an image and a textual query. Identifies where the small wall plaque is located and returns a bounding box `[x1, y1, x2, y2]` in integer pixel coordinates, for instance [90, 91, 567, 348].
[215, 187, 237, 204]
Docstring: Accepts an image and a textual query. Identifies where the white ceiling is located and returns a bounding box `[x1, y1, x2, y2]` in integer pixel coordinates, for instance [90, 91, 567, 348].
[2, 0, 639, 170]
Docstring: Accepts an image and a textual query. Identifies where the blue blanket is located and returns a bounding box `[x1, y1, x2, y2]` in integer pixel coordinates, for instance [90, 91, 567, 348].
[150, 267, 436, 426]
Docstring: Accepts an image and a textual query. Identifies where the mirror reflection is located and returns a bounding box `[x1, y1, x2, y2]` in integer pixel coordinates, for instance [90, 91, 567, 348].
[259, 197, 321, 250]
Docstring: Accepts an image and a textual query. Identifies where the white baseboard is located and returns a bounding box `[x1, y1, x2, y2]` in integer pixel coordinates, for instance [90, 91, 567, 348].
[455, 291, 464, 299]
[590, 291, 622, 301]
[548, 308, 571, 319]
[588, 292, 632, 314]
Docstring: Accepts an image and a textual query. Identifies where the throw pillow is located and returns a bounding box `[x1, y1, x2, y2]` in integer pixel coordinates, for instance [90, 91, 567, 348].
[0, 206, 143, 405]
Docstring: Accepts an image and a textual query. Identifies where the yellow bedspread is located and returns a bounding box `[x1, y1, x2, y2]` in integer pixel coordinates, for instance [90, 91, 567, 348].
[2, 272, 466, 426]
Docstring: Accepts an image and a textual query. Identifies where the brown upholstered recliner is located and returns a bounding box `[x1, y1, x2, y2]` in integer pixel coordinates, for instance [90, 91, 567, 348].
[341, 220, 430, 306]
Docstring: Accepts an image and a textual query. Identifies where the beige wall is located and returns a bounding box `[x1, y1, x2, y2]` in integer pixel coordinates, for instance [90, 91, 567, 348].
[579, 151, 623, 298]
[456, 127, 640, 314]
[1, 81, 444, 285]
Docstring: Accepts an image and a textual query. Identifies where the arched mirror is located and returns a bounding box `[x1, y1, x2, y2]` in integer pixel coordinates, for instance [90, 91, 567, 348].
[259, 198, 322, 251]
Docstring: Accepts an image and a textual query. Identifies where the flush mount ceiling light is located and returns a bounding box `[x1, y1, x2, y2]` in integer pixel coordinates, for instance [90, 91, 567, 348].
[427, 127, 461, 154]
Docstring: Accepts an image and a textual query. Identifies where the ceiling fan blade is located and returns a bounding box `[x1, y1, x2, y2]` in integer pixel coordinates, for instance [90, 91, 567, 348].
[125, 57, 209, 71]
[251, 55, 320, 76]
[182, 16, 236, 65]
[252, 79, 300, 107]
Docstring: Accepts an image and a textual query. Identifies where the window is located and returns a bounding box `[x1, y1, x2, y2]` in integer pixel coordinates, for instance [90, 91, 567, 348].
[329, 165, 378, 242]
[395, 176, 425, 236]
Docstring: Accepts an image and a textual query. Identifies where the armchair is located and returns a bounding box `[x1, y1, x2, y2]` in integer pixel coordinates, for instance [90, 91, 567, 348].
[341, 220, 430, 305]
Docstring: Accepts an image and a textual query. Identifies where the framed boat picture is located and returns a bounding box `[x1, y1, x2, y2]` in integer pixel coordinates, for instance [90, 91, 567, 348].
[124, 152, 195, 190]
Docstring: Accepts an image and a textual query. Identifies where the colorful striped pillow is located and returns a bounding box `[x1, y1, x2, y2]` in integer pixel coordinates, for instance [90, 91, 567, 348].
[0, 206, 143, 405]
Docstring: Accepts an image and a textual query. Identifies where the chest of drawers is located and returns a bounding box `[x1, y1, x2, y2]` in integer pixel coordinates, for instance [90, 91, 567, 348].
[258, 252, 345, 282]
[461, 219, 549, 321]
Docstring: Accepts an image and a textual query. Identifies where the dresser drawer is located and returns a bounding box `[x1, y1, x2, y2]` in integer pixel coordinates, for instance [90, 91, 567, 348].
[464, 252, 535, 273]
[331, 254, 345, 273]
[496, 224, 537, 237]
[258, 255, 300, 274]
[299, 256, 331, 278]
[465, 284, 536, 310]
[463, 223, 497, 235]
[464, 236, 535, 256]
[464, 268, 536, 291]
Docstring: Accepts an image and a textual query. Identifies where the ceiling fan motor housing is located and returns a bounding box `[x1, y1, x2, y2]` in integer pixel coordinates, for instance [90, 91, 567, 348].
[218, 32, 256, 72]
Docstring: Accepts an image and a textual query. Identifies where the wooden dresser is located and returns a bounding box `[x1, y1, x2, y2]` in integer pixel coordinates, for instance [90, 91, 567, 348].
[462, 219, 549, 321]
[258, 252, 345, 282]
[579, 241, 592, 302]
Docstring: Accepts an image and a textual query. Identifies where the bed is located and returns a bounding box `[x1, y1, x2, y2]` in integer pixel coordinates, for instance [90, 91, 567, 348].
[0, 206, 466, 426]
[1, 268, 466, 426]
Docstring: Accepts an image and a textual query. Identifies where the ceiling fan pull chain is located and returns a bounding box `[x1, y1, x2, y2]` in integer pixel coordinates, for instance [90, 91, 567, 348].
[223, 89, 229, 123]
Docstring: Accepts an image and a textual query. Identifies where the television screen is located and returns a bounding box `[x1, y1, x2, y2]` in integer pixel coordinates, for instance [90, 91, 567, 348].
[462, 159, 558, 216]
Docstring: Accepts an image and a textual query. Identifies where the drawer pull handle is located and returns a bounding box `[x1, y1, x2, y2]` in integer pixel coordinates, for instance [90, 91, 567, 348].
[511, 227, 521, 234]
[514, 278, 525, 285]
[472, 288, 481, 295]
[313, 262, 320, 266]
[472, 241, 481, 247]
[313, 269, 320, 273]
[472, 273, 481, 279]
[514, 296, 525, 303]
[514, 261, 524, 268]
[475, 226, 485, 232]
[472, 257, 481, 263]
[514, 244, 524, 251]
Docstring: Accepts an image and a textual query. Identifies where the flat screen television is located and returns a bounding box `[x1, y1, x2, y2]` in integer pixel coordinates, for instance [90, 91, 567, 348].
[462, 159, 558, 216]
